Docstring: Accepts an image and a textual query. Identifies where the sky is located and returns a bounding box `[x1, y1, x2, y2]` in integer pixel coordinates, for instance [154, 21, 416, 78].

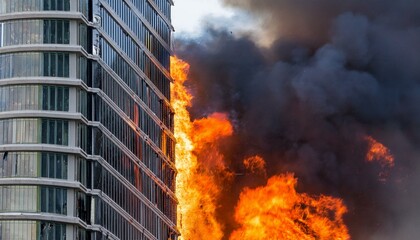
[171, 0, 236, 37]
[171, 0, 266, 45]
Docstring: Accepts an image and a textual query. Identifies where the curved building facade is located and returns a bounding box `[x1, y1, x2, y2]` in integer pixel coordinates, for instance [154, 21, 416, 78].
[0, 0, 177, 239]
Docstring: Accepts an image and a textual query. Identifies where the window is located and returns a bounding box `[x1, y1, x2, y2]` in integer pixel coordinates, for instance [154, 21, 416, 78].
[43, 20, 70, 44]
[0, 185, 66, 215]
[0, 152, 69, 179]
[0, 119, 39, 144]
[41, 119, 69, 145]
[0, 152, 38, 178]
[0, 85, 39, 111]
[40, 187, 67, 215]
[78, 0, 89, 17]
[43, 0, 70, 11]
[43, 52, 69, 77]
[77, 123, 90, 152]
[39, 221, 66, 240]
[76, 157, 88, 186]
[0, 22, 3, 47]
[0, 52, 70, 79]
[78, 89, 88, 116]
[0, 85, 70, 112]
[41, 153, 68, 179]
[0, 186, 38, 212]
[0, 19, 70, 47]
[76, 191, 90, 222]
[42, 85, 69, 111]
[78, 23, 88, 50]
[78, 56, 88, 82]
[0, 118, 69, 145]
[0, 221, 38, 239]
[0, 0, 70, 13]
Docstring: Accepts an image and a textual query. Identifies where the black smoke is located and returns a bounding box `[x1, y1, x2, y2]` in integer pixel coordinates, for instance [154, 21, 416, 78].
[174, 1, 420, 239]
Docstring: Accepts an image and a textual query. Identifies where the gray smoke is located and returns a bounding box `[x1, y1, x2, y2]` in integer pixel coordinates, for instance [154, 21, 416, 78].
[175, 1, 420, 239]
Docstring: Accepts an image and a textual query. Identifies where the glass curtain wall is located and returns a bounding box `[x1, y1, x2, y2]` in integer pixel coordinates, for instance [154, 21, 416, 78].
[0, 0, 176, 239]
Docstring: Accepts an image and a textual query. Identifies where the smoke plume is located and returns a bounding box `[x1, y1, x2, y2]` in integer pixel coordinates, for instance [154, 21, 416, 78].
[174, 0, 420, 239]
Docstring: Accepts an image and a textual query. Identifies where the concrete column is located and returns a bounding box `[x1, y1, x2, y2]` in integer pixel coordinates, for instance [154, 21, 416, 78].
[69, 121, 77, 147]
[70, 21, 78, 46]
[69, 87, 77, 113]
[67, 188, 75, 217]
[69, 54, 77, 79]
[68, 155, 76, 182]
[70, 0, 78, 12]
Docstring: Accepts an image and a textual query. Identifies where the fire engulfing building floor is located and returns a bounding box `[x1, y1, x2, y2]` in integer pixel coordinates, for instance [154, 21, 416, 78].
[0, 0, 177, 239]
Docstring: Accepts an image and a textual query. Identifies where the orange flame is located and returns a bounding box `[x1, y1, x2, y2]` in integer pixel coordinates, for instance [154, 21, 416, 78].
[365, 136, 394, 181]
[171, 56, 233, 240]
[230, 173, 350, 240]
[365, 136, 394, 168]
[243, 155, 267, 176]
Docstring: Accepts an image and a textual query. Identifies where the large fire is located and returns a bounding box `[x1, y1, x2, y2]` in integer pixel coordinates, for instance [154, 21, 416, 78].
[230, 173, 350, 240]
[171, 56, 350, 240]
[171, 56, 233, 240]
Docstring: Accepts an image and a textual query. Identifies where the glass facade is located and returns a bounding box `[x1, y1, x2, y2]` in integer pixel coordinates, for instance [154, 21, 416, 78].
[0, 0, 176, 239]
[0, 19, 70, 46]
[0, 52, 70, 79]
[0, 0, 70, 13]
[0, 220, 67, 240]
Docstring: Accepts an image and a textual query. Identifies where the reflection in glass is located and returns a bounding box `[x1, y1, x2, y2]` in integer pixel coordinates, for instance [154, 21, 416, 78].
[40, 186, 67, 214]
[0, 118, 38, 144]
[0, 118, 69, 145]
[0, 52, 70, 79]
[1, 19, 71, 47]
[0, 221, 37, 240]
[41, 119, 69, 145]
[40, 152, 68, 179]
[0, 221, 66, 240]
[0, 186, 38, 212]
[0, 152, 69, 179]
[0, 185, 67, 215]
[0, 0, 70, 13]
[0, 85, 39, 111]
[0, 152, 38, 178]
[0, 85, 70, 112]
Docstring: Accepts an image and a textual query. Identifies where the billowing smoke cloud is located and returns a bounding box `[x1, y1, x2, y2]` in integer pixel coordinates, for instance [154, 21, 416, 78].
[174, 1, 420, 239]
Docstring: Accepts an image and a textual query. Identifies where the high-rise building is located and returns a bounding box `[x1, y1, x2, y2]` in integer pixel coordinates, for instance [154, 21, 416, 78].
[0, 0, 177, 239]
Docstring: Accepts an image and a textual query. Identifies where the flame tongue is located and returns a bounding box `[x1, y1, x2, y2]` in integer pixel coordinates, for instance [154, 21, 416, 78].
[365, 136, 394, 168]
[243, 155, 267, 176]
[230, 173, 350, 240]
[365, 136, 395, 181]
[171, 56, 233, 240]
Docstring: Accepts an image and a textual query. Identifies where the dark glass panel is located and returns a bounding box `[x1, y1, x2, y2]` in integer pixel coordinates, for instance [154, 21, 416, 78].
[42, 86, 48, 110]
[57, 87, 63, 110]
[41, 153, 48, 178]
[49, 86, 55, 110]
[41, 119, 48, 143]
[56, 120, 62, 145]
[64, 88, 69, 111]
[57, 53, 64, 77]
[48, 120, 55, 144]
